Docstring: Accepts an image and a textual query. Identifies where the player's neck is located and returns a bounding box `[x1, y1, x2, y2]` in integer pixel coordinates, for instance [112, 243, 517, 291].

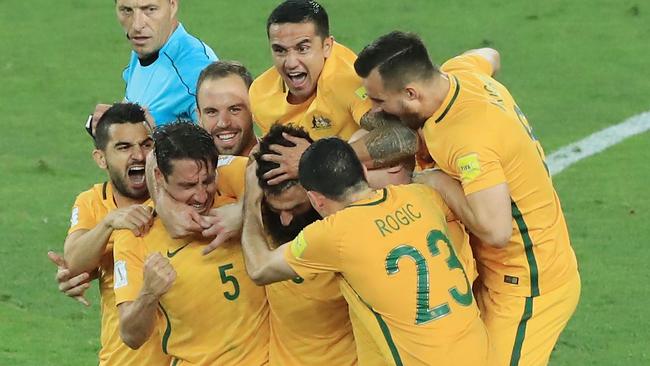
[112, 187, 147, 208]
[424, 73, 450, 118]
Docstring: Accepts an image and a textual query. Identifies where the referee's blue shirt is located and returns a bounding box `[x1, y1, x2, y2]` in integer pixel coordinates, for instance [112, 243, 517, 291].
[123, 23, 217, 125]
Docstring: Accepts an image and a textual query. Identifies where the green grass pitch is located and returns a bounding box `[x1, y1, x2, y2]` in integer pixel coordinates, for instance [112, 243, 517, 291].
[0, 0, 648, 364]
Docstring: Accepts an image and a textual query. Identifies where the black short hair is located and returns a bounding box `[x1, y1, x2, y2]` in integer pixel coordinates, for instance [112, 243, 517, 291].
[95, 102, 147, 150]
[299, 138, 367, 200]
[266, 0, 329, 39]
[253, 123, 314, 195]
[196, 60, 254, 108]
[355, 31, 438, 90]
[153, 121, 218, 180]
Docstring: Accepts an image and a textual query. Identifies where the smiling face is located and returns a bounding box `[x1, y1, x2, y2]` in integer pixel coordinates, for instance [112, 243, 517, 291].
[197, 75, 255, 156]
[160, 158, 217, 215]
[96, 122, 153, 200]
[115, 0, 178, 58]
[268, 21, 333, 104]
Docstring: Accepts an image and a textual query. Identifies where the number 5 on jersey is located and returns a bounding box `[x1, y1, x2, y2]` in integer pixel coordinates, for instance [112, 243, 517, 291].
[218, 263, 240, 301]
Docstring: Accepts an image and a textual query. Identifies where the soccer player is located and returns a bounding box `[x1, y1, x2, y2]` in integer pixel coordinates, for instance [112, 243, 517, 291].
[90, 0, 218, 128]
[196, 61, 257, 157]
[59, 103, 170, 365]
[250, 0, 371, 184]
[354, 31, 580, 365]
[113, 122, 269, 365]
[253, 124, 357, 365]
[240, 138, 490, 366]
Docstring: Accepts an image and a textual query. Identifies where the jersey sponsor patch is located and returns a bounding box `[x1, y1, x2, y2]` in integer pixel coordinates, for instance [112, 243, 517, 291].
[456, 153, 481, 182]
[355, 86, 368, 100]
[290, 231, 308, 258]
[70, 207, 79, 227]
[217, 155, 236, 167]
[114, 260, 128, 289]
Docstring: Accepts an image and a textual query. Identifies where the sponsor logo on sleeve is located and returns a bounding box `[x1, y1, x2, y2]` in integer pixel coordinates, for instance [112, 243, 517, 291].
[355, 86, 368, 100]
[290, 231, 308, 259]
[70, 207, 79, 227]
[456, 153, 481, 182]
[114, 260, 128, 289]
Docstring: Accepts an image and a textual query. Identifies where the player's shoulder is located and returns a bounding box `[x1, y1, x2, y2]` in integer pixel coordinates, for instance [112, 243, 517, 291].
[74, 182, 108, 203]
[320, 42, 362, 90]
[163, 24, 216, 70]
[250, 66, 283, 99]
[441, 54, 493, 76]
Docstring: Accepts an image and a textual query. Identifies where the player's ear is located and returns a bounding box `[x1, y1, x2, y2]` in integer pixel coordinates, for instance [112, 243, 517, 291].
[169, 0, 179, 19]
[306, 190, 325, 211]
[92, 149, 107, 169]
[154, 166, 165, 187]
[361, 164, 370, 182]
[322, 36, 334, 58]
[404, 85, 418, 101]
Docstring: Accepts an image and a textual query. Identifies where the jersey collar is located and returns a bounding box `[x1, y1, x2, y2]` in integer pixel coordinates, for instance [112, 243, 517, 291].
[430, 75, 461, 124]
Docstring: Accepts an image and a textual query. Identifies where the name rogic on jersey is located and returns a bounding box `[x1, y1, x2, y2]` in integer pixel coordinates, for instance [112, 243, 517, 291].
[113, 168, 269, 366]
[69, 182, 170, 366]
[285, 184, 489, 366]
[250, 42, 370, 140]
[422, 54, 578, 297]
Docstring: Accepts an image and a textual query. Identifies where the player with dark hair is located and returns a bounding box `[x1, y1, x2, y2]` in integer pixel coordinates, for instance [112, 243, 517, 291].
[113, 121, 269, 365]
[355, 30, 579, 366]
[50, 102, 169, 365]
[247, 123, 357, 365]
[196, 61, 257, 156]
[250, 0, 372, 185]
[239, 137, 489, 365]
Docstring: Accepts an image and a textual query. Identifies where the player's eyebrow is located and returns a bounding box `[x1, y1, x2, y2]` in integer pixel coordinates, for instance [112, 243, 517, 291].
[114, 141, 133, 148]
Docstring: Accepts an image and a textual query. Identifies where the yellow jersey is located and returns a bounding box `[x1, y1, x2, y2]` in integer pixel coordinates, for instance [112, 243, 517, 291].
[113, 165, 269, 366]
[285, 184, 488, 365]
[68, 182, 170, 366]
[266, 274, 357, 365]
[422, 54, 578, 297]
[250, 42, 370, 140]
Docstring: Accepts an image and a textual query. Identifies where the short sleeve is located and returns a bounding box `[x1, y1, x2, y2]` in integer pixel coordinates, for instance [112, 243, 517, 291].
[113, 230, 146, 305]
[284, 218, 342, 278]
[441, 54, 493, 76]
[449, 142, 506, 196]
[349, 87, 372, 125]
[68, 192, 97, 235]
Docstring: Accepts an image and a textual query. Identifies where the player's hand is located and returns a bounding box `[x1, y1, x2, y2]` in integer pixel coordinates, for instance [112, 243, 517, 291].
[201, 203, 243, 255]
[90, 104, 112, 136]
[261, 133, 311, 185]
[107, 204, 154, 237]
[142, 253, 176, 298]
[47, 251, 91, 307]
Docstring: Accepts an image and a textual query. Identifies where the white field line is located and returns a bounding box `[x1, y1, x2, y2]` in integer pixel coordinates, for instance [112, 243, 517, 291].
[547, 111, 650, 176]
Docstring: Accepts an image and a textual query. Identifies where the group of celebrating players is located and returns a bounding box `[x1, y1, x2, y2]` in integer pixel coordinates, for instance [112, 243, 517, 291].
[48, 0, 581, 365]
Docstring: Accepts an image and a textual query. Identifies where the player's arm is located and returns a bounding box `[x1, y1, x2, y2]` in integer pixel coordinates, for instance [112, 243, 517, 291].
[461, 48, 500, 76]
[415, 170, 512, 247]
[117, 252, 175, 349]
[350, 112, 418, 169]
[241, 162, 298, 285]
[63, 205, 153, 276]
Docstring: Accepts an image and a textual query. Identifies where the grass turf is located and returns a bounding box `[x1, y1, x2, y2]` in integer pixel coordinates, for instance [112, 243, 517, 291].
[0, 0, 648, 364]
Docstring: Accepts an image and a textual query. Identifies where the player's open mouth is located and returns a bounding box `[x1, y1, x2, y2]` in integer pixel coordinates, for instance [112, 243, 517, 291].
[215, 131, 238, 145]
[127, 166, 146, 188]
[286, 72, 308, 88]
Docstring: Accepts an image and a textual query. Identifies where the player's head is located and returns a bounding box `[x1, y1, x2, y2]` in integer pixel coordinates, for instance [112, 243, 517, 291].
[299, 138, 369, 217]
[153, 121, 218, 215]
[196, 61, 256, 156]
[115, 0, 179, 58]
[93, 102, 153, 200]
[355, 31, 439, 129]
[266, 0, 333, 104]
[254, 124, 317, 232]
[348, 129, 415, 189]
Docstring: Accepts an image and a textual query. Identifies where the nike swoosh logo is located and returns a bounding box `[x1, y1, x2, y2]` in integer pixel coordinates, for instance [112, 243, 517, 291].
[166, 243, 190, 258]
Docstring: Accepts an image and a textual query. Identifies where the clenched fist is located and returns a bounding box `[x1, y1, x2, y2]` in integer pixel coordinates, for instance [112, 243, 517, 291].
[142, 253, 176, 298]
